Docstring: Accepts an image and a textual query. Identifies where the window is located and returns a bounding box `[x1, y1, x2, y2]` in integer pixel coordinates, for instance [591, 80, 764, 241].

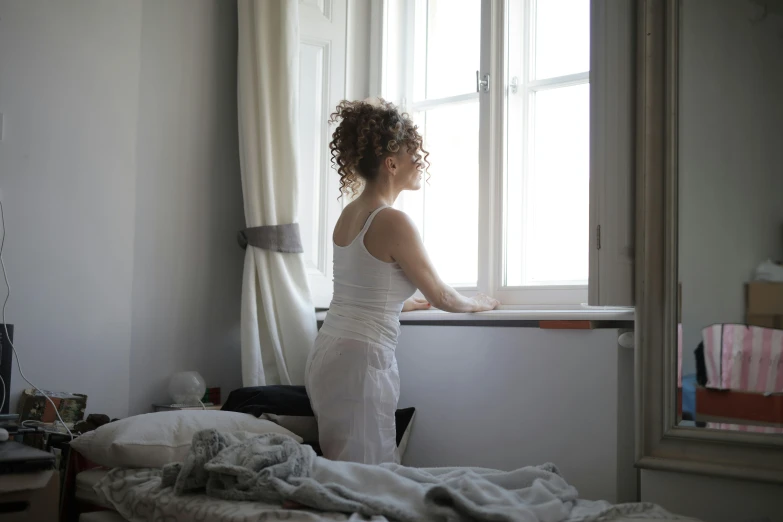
[394, 0, 483, 288]
[505, 0, 590, 289]
[297, 0, 347, 308]
[384, 0, 590, 304]
[298, 0, 635, 308]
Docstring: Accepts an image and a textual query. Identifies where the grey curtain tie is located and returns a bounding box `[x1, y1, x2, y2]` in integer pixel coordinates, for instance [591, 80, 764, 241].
[238, 223, 303, 253]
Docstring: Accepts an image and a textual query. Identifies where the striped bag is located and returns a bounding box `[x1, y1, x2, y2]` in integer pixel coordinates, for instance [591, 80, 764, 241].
[701, 324, 783, 393]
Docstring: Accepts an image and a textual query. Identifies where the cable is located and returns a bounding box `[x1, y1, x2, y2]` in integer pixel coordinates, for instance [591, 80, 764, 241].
[198, 399, 206, 410]
[0, 198, 73, 439]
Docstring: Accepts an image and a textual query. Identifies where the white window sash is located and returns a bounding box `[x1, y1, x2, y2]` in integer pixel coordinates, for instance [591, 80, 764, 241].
[371, 0, 598, 306]
[495, 0, 589, 304]
[300, 0, 348, 309]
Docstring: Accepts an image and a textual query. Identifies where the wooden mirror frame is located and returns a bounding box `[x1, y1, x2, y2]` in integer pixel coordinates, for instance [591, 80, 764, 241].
[635, 0, 783, 483]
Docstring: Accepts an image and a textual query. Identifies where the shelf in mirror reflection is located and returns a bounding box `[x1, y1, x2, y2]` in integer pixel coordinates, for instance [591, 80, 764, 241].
[677, 382, 783, 434]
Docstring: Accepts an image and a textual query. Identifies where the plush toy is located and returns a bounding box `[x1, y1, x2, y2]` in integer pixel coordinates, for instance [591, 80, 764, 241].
[74, 413, 116, 434]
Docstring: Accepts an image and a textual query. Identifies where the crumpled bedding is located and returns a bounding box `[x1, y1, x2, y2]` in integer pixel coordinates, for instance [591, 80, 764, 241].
[98, 429, 697, 522]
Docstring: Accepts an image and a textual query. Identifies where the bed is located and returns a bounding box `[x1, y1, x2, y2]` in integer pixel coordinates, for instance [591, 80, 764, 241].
[74, 467, 363, 521]
[69, 465, 697, 522]
[64, 443, 368, 522]
[60, 386, 699, 522]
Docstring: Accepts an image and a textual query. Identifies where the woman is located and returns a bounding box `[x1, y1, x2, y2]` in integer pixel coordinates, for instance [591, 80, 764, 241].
[305, 98, 499, 465]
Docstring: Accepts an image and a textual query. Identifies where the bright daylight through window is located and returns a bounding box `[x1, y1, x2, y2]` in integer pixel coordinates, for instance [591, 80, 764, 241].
[387, 0, 590, 304]
[298, 0, 595, 307]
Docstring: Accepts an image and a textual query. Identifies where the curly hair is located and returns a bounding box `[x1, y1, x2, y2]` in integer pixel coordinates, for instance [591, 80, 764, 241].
[328, 98, 430, 198]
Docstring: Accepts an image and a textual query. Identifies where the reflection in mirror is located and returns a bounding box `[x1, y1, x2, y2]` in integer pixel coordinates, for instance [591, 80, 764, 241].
[677, 0, 783, 433]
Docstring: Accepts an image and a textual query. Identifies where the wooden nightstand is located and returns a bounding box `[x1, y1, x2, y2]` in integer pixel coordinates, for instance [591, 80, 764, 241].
[0, 470, 60, 521]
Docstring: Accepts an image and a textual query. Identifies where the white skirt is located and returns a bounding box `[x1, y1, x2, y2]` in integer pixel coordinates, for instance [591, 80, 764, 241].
[305, 332, 400, 465]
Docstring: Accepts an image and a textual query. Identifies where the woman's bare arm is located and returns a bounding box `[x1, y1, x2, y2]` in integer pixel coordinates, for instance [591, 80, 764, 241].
[378, 209, 498, 313]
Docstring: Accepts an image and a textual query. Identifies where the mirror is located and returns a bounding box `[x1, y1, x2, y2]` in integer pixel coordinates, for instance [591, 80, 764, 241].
[637, 0, 783, 483]
[676, 0, 783, 433]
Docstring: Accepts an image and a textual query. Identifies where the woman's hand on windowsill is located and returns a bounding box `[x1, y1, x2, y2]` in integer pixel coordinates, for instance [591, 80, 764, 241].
[469, 293, 501, 312]
[402, 297, 431, 312]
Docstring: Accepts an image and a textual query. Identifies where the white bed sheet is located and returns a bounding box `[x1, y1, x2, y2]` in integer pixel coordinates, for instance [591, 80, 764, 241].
[94, 468, 379, 522]
[76, 468, 114, 509]
[91, 468, 699, 522]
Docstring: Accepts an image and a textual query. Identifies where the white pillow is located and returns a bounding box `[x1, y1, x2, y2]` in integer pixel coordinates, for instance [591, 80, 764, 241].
[70, 410, 302, 469]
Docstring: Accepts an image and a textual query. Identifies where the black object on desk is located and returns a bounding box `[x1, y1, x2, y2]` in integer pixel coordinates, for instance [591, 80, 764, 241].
[0, 324, 12, 415]
[0, 441, 55, 475]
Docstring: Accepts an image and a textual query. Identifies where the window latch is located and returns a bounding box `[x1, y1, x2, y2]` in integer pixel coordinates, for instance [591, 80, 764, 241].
[596, 225, 602, 250]
[476, 71, 490, 93]
[510, 76, 519, 94]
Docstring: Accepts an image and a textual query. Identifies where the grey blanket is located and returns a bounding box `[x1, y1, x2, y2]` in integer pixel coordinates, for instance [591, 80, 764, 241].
[161, 430, 688, 522]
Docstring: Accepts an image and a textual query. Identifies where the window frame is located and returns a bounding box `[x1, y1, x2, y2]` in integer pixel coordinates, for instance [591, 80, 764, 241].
[298, 0, 349, 309]
[381, 0, 591, 305]
[301, 0, 634, 309]
[397, 0, 488, 292]
[501, 0, 591, 303]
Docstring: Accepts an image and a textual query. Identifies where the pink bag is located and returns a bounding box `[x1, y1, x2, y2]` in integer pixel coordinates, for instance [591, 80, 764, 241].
[702, 324, 783, 393]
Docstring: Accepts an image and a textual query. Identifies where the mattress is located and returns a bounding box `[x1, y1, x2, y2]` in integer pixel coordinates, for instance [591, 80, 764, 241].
[75, 468, 114, 509]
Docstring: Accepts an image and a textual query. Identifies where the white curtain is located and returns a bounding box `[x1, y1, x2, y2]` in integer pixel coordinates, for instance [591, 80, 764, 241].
[237, 0, 317, 386]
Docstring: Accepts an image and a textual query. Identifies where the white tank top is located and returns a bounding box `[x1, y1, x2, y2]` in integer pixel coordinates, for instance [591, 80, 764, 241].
[319, 206, 417, 348]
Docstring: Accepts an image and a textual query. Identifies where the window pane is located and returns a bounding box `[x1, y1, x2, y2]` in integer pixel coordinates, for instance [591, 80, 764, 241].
[420, 0, 481, 100]
[506, 83, 589, 286]
[533, 0, 590, 80]
[416, 101, 480, 287]
[298, 43, 324, 269]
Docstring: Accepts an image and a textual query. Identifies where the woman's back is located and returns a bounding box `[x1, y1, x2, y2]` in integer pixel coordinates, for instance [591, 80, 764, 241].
[321, 205, 416, 348]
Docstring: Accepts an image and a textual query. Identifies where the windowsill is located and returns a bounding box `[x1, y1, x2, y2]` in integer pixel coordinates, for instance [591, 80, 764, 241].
[315, 305, 634, 326]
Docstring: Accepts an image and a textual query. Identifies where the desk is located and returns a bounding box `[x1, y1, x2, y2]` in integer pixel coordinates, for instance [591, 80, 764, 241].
[0, 470, 59, 521]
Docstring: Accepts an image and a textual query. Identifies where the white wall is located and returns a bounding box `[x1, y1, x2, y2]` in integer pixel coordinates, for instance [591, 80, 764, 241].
[0, 0, 244, 418]
[396, 325, 636, 504]
[642, 470, 783, 522]
[127, 0, 244, 415]
[678, 0, 783, 375]
[0, 0, 143, 419]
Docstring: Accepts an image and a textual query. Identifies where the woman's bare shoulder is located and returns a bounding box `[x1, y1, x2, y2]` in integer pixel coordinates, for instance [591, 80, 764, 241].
[373, 207, 419, 237]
